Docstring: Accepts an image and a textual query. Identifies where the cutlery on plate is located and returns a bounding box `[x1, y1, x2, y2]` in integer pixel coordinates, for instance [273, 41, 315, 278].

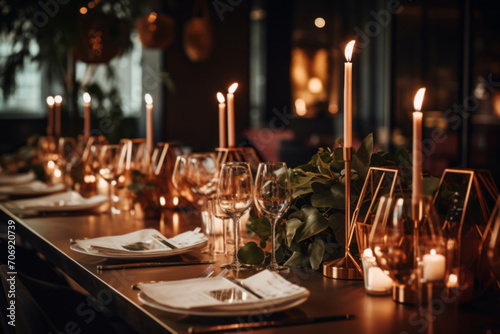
[132, 264, 219, 290]
[187, 314, 355, 333]
[97, 260, 217, 271]
[152, 234, 178, 249]
[223, 276, 263, 299]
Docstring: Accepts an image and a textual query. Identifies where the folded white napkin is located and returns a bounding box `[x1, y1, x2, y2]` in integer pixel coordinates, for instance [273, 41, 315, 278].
[0, 180, 64, 195]
[75, 228, 207, 255]
[140, 269, 308, 309]
[5, 191, 107, 211]
[0, 171, 35, 185]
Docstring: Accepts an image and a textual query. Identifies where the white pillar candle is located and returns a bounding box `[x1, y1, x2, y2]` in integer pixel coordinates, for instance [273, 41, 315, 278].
[343, 40, 355, 148]
[227, 83, 238, 148]
[423, 249, 446, 281]
[367, 267, 393, 291]
[83, 92, 91, 140]
[145, 94, 154, 157]
[54, 95, 62, 138]
[46, 96, 54, 136]
[217, 92, 227, 148]
[412, 88, 425, 215]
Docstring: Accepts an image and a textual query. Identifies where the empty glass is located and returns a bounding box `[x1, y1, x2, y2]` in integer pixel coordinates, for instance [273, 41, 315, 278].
[217, 162, 253, 270]
[254, 162, 292, 271]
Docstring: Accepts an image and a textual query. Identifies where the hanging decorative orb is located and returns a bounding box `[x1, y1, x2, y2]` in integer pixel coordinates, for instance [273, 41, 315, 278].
[136, 12, 175, 49]
[74, 14, 128, 63]
[183, 17, 213, 62]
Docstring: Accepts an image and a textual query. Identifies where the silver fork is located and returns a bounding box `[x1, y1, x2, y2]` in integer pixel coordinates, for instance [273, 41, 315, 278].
[132, 264, 215, 290]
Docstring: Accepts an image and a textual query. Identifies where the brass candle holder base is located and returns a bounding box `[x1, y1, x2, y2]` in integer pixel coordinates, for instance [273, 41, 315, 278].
[323, 256, 363, 280]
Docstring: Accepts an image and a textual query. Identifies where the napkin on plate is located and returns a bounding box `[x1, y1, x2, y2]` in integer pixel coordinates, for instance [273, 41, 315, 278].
[0, 180, 65, 195]
[4, 191, 107, 211]
[139, 269, 309, 309]
[0, 170, 35, 185]
[74, 228, 207, 255]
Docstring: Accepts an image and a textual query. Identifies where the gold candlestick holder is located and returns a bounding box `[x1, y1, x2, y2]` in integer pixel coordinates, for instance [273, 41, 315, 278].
[323, 147, 363, 279]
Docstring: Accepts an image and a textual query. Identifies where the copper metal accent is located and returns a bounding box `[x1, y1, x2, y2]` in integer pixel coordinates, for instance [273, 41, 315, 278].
[215, 147, 261, 171]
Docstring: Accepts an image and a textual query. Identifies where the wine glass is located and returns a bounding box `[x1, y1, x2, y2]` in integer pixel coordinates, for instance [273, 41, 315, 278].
[184, 153, 220, 253]
[254, 162, 292, 271]
[57, 137, 79, 188]
[217, 162, 254, 270]
[90, 144, 126, 215]
[172, 154, 198, 205]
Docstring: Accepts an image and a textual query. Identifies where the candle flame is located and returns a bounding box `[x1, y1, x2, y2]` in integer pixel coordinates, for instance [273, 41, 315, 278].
[430, 249, 436, 256]
[83, 92, 91, 104]
[217, 92, 225, 103]
[54, 95, 62, 104]
[148, 12, 158, 23]
[46, 96, 54, 106]
[145, 93, 153, 105]
[228, 82, 238, 94]
[345, 40, 355, 62]
[413, 87, 426, 111]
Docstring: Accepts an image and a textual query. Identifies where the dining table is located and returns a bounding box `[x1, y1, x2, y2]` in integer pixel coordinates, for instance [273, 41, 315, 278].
[1, 203, 499, 334]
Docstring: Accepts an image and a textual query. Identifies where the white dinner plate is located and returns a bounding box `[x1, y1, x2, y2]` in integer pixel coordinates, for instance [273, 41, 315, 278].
[0, 180, 65, 196]
[4, 191, 108, 212]
[0, 171, 36, 185]
[70, 240, 207, 260]
[70, 229, 208, 260]
[137, 282, 310, 316]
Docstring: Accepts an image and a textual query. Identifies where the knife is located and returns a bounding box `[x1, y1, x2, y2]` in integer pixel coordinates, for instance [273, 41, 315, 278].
[97, 260, 217, 270]
[187, 314, 355, 334]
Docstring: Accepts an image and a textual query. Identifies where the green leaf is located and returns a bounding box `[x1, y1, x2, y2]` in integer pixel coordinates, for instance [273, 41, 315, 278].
[310, 183, 345, 209]
[351, 133, 373, 180]
[246, 216, 271, 241]
[396, 147, 412, 167]
[127, 182, 144, 193]
[296, 206, 329, 242]
[307, 239, 325, 270]
[285, 218, 304, 247]
[238, 242, 265, 265]
[423, 176, 440, 196]
[328, 212, 346, 247]
[259, 239, 267, 249]
[284, 250, 308, 268]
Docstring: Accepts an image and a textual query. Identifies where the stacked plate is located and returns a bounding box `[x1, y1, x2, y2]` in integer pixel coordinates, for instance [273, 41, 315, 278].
[70, 228, 208, 259]
[138, 269, 310, 316]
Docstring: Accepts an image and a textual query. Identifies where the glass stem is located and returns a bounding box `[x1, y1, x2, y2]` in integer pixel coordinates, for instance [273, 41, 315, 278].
[232, 216, 241, 268]
[109, 180, 115, 215]
[270, 217, 278, 268]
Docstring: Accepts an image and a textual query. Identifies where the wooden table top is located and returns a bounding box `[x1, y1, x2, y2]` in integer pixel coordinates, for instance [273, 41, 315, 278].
[1, 206, 498, 334]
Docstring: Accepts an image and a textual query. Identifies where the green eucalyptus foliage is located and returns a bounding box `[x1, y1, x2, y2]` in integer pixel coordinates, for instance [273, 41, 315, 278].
[239, 134, 440, 270]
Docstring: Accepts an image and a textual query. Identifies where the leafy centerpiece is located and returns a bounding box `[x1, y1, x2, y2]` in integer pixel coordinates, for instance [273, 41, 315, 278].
[239, 134, 440, 270]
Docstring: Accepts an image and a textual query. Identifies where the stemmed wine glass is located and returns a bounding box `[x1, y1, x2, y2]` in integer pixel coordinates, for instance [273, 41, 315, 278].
[217, 162, 254, 270]
[254, 162, 292, 271]
[57, 137, 79, 189]
[90, 144, 126, 215]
